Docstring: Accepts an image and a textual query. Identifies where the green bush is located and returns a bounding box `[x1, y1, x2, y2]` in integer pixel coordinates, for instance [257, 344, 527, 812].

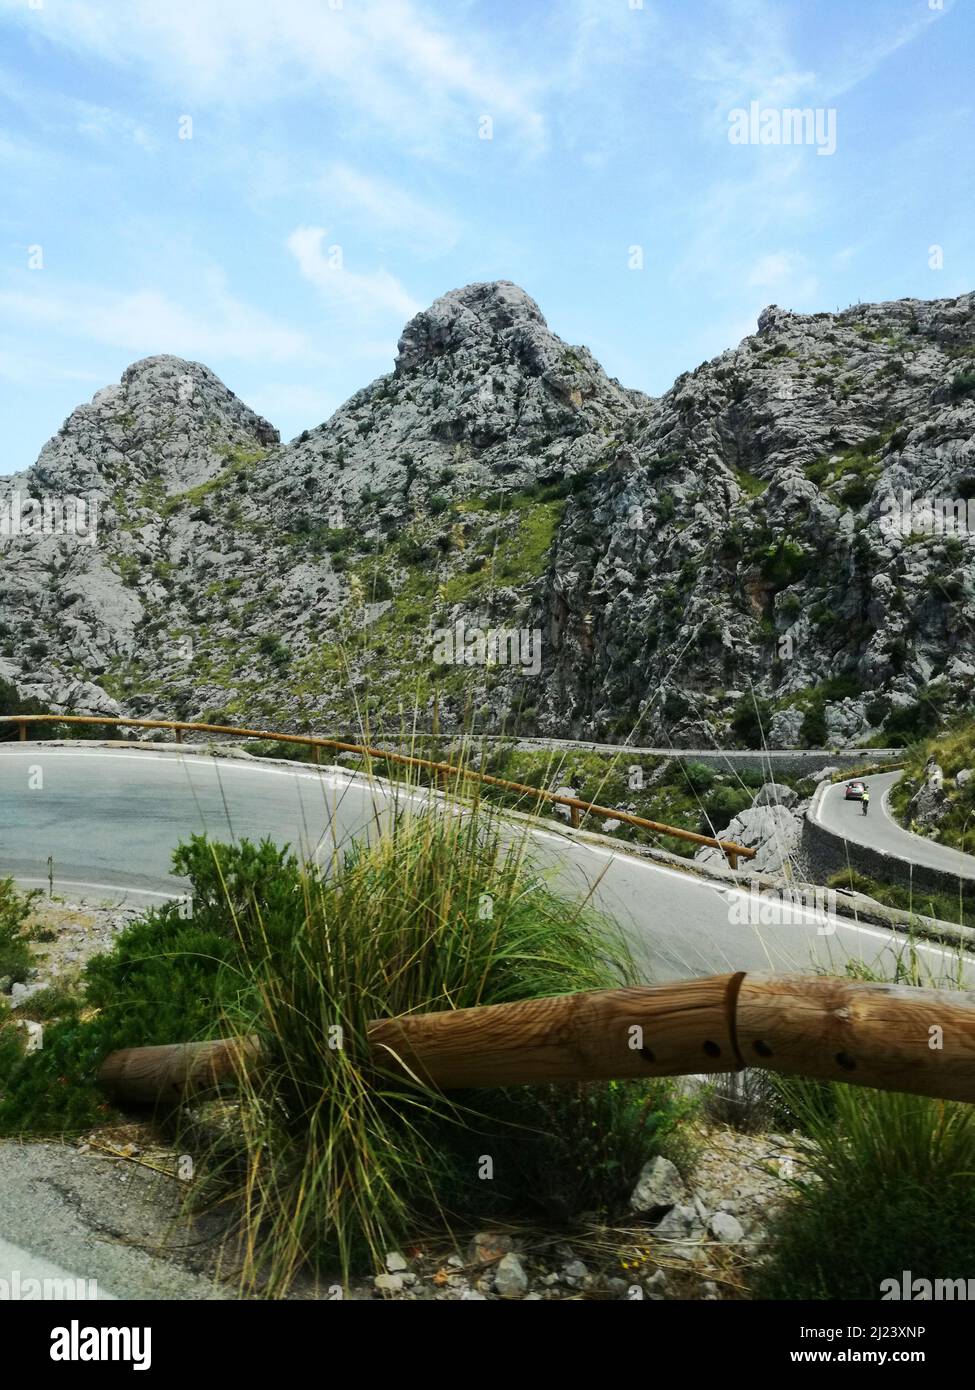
[357, 568, 394, 601]
[0, 877, 37, 985]
[758, 538, 808, 588]
[700, 784, 751, 828]
[682, 760, 717, 793]
[321, 528, 352, 553]
[948, 371, 975, 402]
[256, 634, 290, 669]
[884, 695, 946, 744]
[197, 808, 682, 1290]
[799, 703, 827, 747]
[731, 695, 773, 747]
[753, 1085, 975, 1300]
[398, 537, 434, 565]
[0, 883, 239, 1135]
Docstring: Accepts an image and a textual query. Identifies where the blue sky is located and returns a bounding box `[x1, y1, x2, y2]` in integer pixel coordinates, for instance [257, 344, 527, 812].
[1, 0, 972, 476]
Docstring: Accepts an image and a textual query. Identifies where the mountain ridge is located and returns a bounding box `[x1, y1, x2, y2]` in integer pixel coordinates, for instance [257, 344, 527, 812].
[2, 280, 974, 747]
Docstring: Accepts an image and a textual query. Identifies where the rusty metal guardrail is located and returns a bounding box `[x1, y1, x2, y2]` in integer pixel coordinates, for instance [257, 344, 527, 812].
[0, 713, 756, 868]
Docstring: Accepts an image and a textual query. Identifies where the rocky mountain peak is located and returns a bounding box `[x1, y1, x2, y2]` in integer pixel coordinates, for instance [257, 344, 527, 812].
[115, 354, 279, 450]
[395, 280, 550, 375]
[756, 304, 796, 336]
[19, 355, 279, 499]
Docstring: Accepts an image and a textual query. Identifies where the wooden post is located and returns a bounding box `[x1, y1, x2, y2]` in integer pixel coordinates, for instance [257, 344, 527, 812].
[97, 976, 740, 1103]
[17, 721, 26, 741]
[726, 850, 738, 870]
[570, 806, 581, 829]
[175, 728, 183, 745]
[96, 973, 975, 1106]
[736, 973, 975, 1103]
[312, 745, 321, 765]
[369, 974, 741, 1088]
[96, 1036, 261, 1104]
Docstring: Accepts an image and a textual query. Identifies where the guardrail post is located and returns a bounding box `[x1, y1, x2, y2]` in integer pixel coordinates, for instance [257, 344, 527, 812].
[17, 721, 26, 742]
[726, 849, 738, 870]
[312, 745, 321, 765]
[175, 728, 183, 745]
[570, 807, 581, 829]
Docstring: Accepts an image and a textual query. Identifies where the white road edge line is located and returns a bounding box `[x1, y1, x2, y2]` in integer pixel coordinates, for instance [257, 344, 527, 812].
[14, 878, 182, 900]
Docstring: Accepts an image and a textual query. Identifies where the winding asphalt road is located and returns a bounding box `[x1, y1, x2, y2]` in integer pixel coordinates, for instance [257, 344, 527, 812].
[0, 744, 966, 984]
[815, 770, 975, 881]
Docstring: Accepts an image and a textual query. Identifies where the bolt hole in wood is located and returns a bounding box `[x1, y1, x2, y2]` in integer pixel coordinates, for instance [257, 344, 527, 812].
[702, 1041, 721, 1058]
[835, 1052, 857, 1070]
[639, 1046, 656, 1063]
[753, 1040, 773, 1057]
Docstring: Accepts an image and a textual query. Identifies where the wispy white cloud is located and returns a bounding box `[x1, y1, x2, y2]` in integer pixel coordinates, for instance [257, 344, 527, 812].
[320, 163, 461, 256]
[286, 225, 420, 320]
[72, 100, 157, 152]
[658, 0, 950, 130]
[823, 0, 956, 101]
[672, 153, 818, 286]
[0, 0, 546, 157]
[0, 282, 315, 363]
[0, 347, 102, 386]
[747, 249, 818, 304]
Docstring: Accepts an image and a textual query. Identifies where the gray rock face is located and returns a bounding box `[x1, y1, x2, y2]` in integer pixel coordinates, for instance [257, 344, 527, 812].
[629, 1154, 686, 1213]
[708, 1211, 745, 1244]
[768, 708, 805, 747]
[752, 782, 798, 809]
[652, 1203, 705, 1242]
[3, 284, 975, 748]
[695, 802, 805, 874]
[906, 777, 950, 831]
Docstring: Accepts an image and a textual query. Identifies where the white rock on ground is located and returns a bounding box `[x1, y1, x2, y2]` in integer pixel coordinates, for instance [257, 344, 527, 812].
[629, 1154, 687, 1214]
[493, 1252, 529, 1299]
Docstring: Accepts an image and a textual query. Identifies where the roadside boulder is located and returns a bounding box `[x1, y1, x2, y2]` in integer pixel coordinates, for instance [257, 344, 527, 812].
[629, 1155, 686, 1215]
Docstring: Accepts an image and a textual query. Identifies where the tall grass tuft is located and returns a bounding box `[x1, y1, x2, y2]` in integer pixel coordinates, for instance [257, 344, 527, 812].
[753, 1082, 975, 1299]
[192, 790, 680, 1294]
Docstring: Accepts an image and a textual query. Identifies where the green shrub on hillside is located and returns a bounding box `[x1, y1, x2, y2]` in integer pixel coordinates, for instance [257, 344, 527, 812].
[753, 1084, 975, 1300]
[887, 714, 975, 845]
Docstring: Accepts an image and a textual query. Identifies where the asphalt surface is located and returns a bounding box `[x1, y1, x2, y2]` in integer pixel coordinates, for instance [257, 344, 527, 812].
[815, 770, 975, 881]
[0, 745, 965, 982]
[0, 1143, 228, 1301]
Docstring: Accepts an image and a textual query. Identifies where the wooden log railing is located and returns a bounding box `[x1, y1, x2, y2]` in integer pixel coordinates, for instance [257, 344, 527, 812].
[0, 714, 755, 869]
[97, 972, 975, 1106]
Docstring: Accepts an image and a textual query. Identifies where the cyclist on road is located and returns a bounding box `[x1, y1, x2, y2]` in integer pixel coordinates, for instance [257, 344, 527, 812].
[861, 787, 870, 816]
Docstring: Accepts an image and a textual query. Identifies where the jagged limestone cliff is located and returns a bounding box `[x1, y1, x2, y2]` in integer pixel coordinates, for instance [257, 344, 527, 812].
[2, 282, 974, 746]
